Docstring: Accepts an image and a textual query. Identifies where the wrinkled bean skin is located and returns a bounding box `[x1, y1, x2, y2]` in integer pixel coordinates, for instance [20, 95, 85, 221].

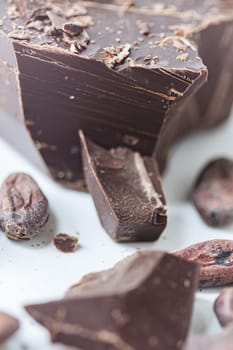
[175, 240, 233, 288]
[0, 173, 49, 240]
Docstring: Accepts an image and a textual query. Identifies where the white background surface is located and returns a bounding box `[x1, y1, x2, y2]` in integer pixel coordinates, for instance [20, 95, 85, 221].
[0, 111, 233, 349]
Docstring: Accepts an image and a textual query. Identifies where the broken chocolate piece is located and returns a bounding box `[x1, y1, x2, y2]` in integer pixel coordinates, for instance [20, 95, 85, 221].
[0, 312, 19, 344]
[175, 240, 233, 288]
[0, 173, 49, 240]
[54, 233, 78, 253]
[192, 158, 233, 227]
[26, 251, 199, 350]
[214, 288, 233, 327]
[185, 325, 233, 350]
[2, 1, 233, 188]
[80, 131, 167, 242]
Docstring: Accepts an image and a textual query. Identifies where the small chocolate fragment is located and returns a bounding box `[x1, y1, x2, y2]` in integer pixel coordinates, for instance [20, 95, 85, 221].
[26, 251, 199, 350]
[0, 312, 19, 344]
[79, 131, 167, 242]
[175, 240, 233, 288]
[185, 325, 233, 350]
[192, 159, 233, 227]
[214, 288, 233, 327]
[0, 173, 49, 240]
[54, 233, 78, 253]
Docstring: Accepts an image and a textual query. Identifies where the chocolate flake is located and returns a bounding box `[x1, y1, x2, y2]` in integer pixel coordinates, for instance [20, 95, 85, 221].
[8, 29, 31, 40]
[101, 43, 131, 69]
[136, 20, 150, 35]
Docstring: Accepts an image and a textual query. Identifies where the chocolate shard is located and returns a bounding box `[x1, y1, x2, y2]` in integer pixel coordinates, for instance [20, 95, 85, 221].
[26, 251, 199, 350]
[185, 325, 233, 350]
[2, 1, 233, 188]
[0, 312, 19, 344]
[192, 158, 233, 227]
[214, 288, 233, 327]
[53, 233, 79, 253]
[175, 240, 233, 288]
[79, 131, 167, 242]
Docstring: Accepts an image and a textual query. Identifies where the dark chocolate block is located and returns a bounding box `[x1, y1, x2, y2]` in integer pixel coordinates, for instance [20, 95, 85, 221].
[26, 251, 199, 350]
[80, 131, 167, 242]
[1, 1, 233, 188]
[0, 312, 19, 345]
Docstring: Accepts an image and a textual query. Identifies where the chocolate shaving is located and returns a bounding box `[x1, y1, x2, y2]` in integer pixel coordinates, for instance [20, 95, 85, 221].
[101, 44, 131, 69]
[8, 29, 31, 40]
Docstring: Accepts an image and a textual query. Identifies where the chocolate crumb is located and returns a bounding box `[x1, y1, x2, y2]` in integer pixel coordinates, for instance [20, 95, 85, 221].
[54, 233, 79, 253]
[136, 20, 150, 35]
[176, 53, 189, 62]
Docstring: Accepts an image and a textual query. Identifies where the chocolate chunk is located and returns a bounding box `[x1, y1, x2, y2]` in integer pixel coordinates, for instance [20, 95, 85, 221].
[0, 173, 49, 240]
[192, 159, 233, 227]
[54, 233, 78, 253]
[26, 251, 199, 350]
[185, 325, 233, 350]
[2, 1, 233, 189]
[214, 288, 233, 327]
[0, 312, 19, 344]
[80, 131, 167, 242]
[175, 240, 233, 288]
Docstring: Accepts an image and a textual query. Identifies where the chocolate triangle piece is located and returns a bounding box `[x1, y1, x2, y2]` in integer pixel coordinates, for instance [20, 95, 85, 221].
[79, 131, 167, 242]
[26, 251, 199, 350]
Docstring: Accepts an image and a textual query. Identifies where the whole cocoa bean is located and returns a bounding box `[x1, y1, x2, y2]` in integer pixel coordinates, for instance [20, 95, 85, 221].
[0, 173, 49, 240]
[185, 325, 233, 350]
[192, 158, 233, 227]
[214, 288, 233, 327]
[175, 240, 233, 288]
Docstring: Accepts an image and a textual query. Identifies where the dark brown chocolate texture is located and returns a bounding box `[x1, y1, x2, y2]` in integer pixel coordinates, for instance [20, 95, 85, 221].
[0, 312, 19, 344]
[192, 158, 233, 227]
[175, 239, 233, 288]
[1, 0, 233, 188]
[80, 130, 167, 242]
[26, 251, 199, 350]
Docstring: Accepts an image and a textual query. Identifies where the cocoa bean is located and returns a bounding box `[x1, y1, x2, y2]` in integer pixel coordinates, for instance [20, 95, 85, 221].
[175, 240, 233, 288]
[0, 173, 49, 240]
